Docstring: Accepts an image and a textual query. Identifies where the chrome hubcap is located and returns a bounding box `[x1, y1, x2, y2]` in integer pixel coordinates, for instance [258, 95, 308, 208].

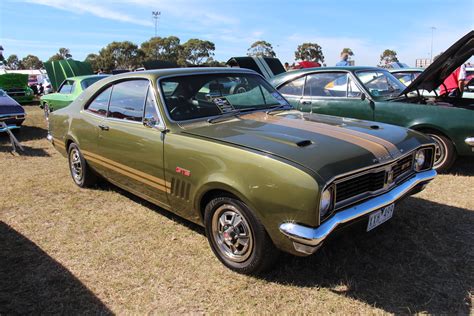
[69, 148, 83, 183]
[212, 204, 253, 262]
[428, 134, 447, 169]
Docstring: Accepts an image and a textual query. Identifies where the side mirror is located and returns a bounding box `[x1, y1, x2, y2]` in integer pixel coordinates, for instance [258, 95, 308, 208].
[360, 93, 366, 101]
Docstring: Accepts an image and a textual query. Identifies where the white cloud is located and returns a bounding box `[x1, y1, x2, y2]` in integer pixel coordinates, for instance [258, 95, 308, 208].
[25, 0, 153, 26]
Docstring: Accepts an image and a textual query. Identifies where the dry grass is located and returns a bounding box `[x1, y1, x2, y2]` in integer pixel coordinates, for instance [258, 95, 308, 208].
[1, 105, 473, 314]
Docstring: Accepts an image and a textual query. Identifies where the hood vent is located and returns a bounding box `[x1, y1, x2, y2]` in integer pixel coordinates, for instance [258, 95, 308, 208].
[296, 140, 313, 147]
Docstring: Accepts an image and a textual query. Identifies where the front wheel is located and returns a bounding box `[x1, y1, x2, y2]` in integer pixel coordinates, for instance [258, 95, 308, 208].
[425, 132, 456, 173]
[204, 196, 279, 274]
[68, 143, 97, 187]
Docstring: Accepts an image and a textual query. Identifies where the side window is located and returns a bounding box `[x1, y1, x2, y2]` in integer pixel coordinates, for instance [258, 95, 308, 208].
[143, 87, 160, 124]
[58, 80, 75, 94]
[108, 80, 149, 122]
[278, 76, 305, 96]
[304, 73, 349, 97]
[86, 86, 112, 116]
[347, 76, 362, 98]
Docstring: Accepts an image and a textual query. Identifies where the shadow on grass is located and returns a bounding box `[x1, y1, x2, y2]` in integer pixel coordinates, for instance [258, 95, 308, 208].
[88, 174, 473, 314]
[262, 197, 473, 314]
[0, 125, 48, 143]
[447, 157, 474, 176]
[0, 222, 112, 314]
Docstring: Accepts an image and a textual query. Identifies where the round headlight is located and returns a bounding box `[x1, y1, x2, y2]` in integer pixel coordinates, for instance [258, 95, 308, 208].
[320, 188, 333, 219]
[414, 149, 426, 171]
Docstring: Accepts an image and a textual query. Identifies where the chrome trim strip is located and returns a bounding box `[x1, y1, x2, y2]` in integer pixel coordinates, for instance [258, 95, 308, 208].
[280, 169, 436, 248]
[465, 137, 474, 146]
[0, 124, 20, 132]
[0, 113, 25, 118]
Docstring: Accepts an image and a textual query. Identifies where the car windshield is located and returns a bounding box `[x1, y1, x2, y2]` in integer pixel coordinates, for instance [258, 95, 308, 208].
[356, 70, 406, 99]
[160, 73, 290, 121]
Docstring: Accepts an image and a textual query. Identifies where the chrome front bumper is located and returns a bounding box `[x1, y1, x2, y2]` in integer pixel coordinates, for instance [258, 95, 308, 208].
[279, 169, 437, 255]
[465, 137, 474, 147]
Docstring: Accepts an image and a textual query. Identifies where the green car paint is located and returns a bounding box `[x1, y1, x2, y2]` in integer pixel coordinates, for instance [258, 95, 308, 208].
[47, 68, 436, 271]
[271, 66, 474, 171]
[0, 73, 34, 104]
[40, 75, 108, 113]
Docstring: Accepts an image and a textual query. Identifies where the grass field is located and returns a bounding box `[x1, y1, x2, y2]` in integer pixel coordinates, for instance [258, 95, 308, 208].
[1, 105, 473, 314]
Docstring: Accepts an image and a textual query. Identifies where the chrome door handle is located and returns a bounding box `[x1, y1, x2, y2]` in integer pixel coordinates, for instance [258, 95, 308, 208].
[300, 101, 312, 105]
[98, 124, 109, 131]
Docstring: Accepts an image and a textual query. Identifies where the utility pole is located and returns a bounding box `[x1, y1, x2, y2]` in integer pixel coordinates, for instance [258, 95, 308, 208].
[152, 11, 161, 37]
[430, 26, 436, 63]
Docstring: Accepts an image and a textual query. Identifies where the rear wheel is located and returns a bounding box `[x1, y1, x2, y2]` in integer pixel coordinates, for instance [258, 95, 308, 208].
[204, 196, 279, 274]
[68, 143, 97, 187]
[424, 131, 456, 173]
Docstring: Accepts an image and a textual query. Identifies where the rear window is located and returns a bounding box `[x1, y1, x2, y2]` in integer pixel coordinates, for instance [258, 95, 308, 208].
[58, 80, 75, 94]
[81, 76, 107, 90]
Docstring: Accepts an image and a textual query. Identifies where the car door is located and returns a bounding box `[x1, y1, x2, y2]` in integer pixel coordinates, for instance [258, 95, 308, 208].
[94, 79, 170, 209]
[301, 72, 374, 121]
[53, 80, 76, 109]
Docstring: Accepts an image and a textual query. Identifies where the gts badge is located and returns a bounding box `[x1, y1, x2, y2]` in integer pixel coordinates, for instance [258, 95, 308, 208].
[176, 167, 191, 177]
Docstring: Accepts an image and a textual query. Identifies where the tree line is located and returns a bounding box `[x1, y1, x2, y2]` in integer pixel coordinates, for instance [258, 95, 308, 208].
[2, 37, 400, 71]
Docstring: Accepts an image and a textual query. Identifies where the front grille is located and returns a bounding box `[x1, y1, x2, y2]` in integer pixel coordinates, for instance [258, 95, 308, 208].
[334, 152, 416, 206]
[6, 89, 26, 97]
[335, 170, 386, 203]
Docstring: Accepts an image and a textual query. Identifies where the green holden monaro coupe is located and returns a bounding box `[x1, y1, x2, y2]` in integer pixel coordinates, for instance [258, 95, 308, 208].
[47, 68, 436, 274]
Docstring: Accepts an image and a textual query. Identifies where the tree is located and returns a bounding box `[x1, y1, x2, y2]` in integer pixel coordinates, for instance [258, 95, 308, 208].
[84, 53, 100, 72]
[21, 54, 43, 69]
[141, 36, 181, 63]
[341, 48, 354, 56]
[48, 47, 72, 62]
[247, 40, 276, 58]
[180, 39, 215, 66]
[6, 54, 20, 70]
[98, 41, 144, 71]
[295, 43, 324, 63]
[379, 49, 398, 68]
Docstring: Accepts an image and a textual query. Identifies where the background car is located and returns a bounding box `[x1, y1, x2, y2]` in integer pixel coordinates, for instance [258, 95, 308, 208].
[0, 73, 34, 104]
[40, 75, 108, 116]
[47, 68, 436, 274]
[0, 89, 26, 133]
[389, 68, 423, 86]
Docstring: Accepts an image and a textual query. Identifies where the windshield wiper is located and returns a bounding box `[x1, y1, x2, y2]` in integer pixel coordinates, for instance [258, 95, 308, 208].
[265, 104, 293, 115]
[207, 107, 258, 124]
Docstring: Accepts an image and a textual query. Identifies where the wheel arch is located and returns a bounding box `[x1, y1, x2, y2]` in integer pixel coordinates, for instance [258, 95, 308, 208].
[409, 123, 458, 152]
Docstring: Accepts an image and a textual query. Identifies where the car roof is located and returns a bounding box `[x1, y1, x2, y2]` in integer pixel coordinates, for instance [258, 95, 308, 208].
[389, 68, 424, 73]
[103, 67, 258, 82]
[270, 66, 383, 87]
[65, 74, 109, 81]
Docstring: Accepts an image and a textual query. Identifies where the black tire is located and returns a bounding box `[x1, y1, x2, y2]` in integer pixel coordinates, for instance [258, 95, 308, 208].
[204, 196, 279, 274]
[424, 131, 456, 173]
[67, 143, 97, 188]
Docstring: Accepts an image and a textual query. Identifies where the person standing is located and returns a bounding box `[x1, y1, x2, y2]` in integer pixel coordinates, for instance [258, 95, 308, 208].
[439, 64, 466, 97]
[336, 52, 350, 66]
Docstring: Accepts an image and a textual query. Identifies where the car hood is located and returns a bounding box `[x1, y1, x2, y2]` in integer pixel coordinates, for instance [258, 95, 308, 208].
[0, 73, 28, 89]
[0, 94, 24, 114]
[400, 30, 474, 95]
[181, 111, 429, 182]
[43, 59, 94, 91]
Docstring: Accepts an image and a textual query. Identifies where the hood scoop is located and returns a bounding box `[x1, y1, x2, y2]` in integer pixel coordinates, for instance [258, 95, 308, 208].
[296, 139, 313, 147]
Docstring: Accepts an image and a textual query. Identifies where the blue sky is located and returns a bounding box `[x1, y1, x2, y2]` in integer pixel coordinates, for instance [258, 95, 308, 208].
[1, 0, 473, 66]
